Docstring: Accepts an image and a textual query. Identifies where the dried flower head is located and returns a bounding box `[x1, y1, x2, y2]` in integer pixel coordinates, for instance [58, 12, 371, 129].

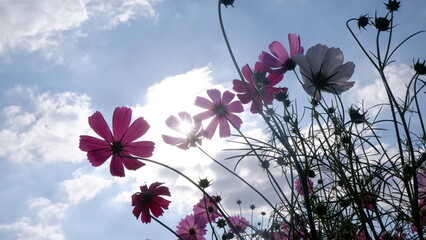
[385, 0, 401, 12]
[374, 13, 391, 31]
[357, 14, 370, 30]
[221, 0, 235, 8]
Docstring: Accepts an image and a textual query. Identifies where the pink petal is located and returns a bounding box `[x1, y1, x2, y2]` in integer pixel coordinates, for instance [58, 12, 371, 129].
[241, 64, 254, 84]
[110, 156, 125, 177]
[149, 204, 165, 218]
[232, 80, 248, 93]
[227, 101, 244, 113]
[193, 111, 215, 121]
[125, 141, 155, 158]
[218, 119, 231, 138]
[112, 107, 132, 141]
[88, 112, 113, 142]
[237, 93, 253, 105]
[267, 72, 284, 86]
[288, 33, 303, 56]
[249, 101, 260, 114]
[194, 96, 213, 110]
[122, 155, 145, 170]
[221, 90, 235, 106]
[132, 206, 142, 219]
[162, 135, 186, 146]
[259, 51, 281, 68]
[165, 115, 181, 132]
[87, 150, 112, 167]
[206, 89, 221, 103]
[79, 135, 110, 152]
[177, 112, 192, 124]
[269, 41, 289, 64]
[204, 117, 220, 139]
[141, 210, 151, 223]
[122, 117, 150, 144]
[227, 113, 243, 130]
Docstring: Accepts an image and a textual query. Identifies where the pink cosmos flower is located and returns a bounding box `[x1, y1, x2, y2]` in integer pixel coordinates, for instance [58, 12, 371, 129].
[227, 215, 250, 234]
[176, 214, 207, 240]
[193, 195, 222, 223]
[162, 112, 204, 150]
[194, 89, 243, 139]
[360, 192, 376, 210]
[259, 33, 304, 74]
[79, 107, 155, 177]
[232, 62, 287, 114]
[131, 182, 171, 224]
[295, 178, 314, 195]
[417, 168, 426, 199]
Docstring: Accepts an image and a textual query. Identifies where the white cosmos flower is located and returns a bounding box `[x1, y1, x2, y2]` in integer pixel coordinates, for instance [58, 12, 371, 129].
[292, 44, 355, 100]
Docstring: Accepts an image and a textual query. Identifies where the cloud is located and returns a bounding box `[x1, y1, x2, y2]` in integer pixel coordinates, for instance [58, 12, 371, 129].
[59, 170, 113, 205]
[0, 86, 93, 164]
[0, 218, 65, 240]
[0, 0, 163, 57]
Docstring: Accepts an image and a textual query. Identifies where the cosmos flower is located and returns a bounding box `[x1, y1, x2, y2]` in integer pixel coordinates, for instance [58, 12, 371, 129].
[259, 33, 304, 74]
[193, 195, 222, 223]
[162, 111, 204, 150]
[227, 215, 250, 234]
[194, 89, 243, 139]
[79, 107, 155, 177]
[295, 178, 314, 195]
[176, 214, 207, 240]
[232, 62, 286, 114]
[292, 44, 355, 100]
[131, 182, 171, 224]
[417, 168, 426, 198]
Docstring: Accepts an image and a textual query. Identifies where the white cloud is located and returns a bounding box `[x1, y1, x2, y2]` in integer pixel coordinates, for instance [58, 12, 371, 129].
[0, 86, 93, 164]
[0, 0, 163, 57]
[0, 217, 65, 240]
[59, 170, 113, 205]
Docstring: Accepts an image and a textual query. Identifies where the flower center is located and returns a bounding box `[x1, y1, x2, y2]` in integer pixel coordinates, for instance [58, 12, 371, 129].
[284, 59, 296, 70]
[214, 104, 227, 117]
[189, 228, 196, 235]
[312, 72, 329, 89]
[142, 192, 153, 203]
[111, 141, 123, 154]
[253, 71, 269, 92]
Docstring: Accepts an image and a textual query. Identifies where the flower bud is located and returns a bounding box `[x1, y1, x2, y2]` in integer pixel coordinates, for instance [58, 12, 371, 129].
[349, 106, 368, 124]
[198, 177, 212, 189]
[220, 0, 234, 8]
[357, 14, 370, 30]
[374, 14, 391, 31]
[384, 0, 400, 12]
[414, 59, 426, 75]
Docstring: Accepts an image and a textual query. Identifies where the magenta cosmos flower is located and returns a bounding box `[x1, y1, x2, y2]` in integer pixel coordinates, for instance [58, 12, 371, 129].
[259, 33, 304, 74]
[227, 215, 250, 234]
[176, 214, 207, 240]
[194, 89, 243, 139]
[79, 107, 155, 177]
[162, 112, 204, 150]
[295, 178, 314, 195]
[132, 182, 171, 223]
[193, 195, 222, 223]
[417, 168, 426, 198]
[232, 62, 287, 114]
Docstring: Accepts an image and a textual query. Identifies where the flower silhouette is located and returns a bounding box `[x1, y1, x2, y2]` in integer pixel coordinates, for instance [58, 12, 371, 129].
[132, 182, 171, 223]
[194, 89, 243, 139]
[292, 44, 355, 100]
[79, 107, 155, 177]
[162, 111, 204, 150]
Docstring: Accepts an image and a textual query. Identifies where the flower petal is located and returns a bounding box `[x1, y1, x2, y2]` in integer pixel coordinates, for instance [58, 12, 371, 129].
[122, 154, 145, 170]
[306, 44, 328, 73]
[241, 64, 254, 84]
[218, 119, 231, 138]
[206, 89, 221, 103]
[110, 156, 125, 177]
[112, 107, 132, 141]
[88, 111, 113, 142]
[221, 90, 235, 106]
[204, 117, 220, 139]
[87, 150, 112, 167]
[125, 141, 155, 158]
[227, 101, 244, 113]
[193, 111, 215, 121]
[269, 41, 288, 64]
[194, 96, 213, 109]
[162, 134, 186, 146]
[288, 33, 303, 57]
[122, 117, 150, 144]
[322, 47, 344, 76]
[79, 135, 110, 152]
[227, 113, 243, 130]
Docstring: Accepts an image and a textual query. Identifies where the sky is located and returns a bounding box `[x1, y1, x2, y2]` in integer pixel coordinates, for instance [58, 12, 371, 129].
[0, 0, 425, 239]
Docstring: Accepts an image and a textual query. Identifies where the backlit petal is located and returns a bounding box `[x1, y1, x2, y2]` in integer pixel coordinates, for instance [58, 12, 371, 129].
[122, 117, 150, 144]
[206, 89, 221, 103]
[269, 40, 289, 63]
[87, 150, 111, 167]
[125, 141, 155, 158]
[194, 96, 213, 109]
[227, 101, 244, 113]
[112, 107, 132, 141]
[79, 135, 110, 152]
[221, 90, 235, 106]
[218, 119, 231, 138]
[88, 112, 113, 142]
[204, 117, 220, 139]
[110, 156, 125, 177]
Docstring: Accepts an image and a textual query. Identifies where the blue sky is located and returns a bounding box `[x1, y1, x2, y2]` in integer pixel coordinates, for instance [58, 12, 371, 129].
[0, 0, 425, 239]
